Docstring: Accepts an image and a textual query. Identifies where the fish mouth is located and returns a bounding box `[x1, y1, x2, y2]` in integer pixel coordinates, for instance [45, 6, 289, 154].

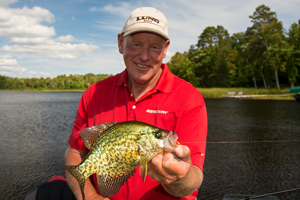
[163, 131, 178, 152]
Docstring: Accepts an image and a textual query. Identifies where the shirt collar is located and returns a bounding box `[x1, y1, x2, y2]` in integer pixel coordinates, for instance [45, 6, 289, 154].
[116, 69, 129, 87]
[116, 63, 174, 93]
[155, 63, 174, 93]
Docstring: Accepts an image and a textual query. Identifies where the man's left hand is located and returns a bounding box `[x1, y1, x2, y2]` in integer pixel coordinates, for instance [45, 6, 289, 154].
[147, 145, 192, 185]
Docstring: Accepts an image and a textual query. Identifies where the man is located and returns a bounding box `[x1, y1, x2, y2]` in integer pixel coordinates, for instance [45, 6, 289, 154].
[65, 7, 207, 200]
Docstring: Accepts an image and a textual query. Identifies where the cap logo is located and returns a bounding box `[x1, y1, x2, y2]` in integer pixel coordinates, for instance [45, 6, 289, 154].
[136, 16, 159, 24]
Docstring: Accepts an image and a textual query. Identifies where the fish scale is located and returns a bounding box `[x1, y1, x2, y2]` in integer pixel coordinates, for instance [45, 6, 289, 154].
[63, 121, 178, 199]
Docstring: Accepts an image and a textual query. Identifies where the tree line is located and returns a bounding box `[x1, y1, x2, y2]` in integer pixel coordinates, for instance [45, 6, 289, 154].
[167, 5, 300, 90]
[0, 73, 112, 90]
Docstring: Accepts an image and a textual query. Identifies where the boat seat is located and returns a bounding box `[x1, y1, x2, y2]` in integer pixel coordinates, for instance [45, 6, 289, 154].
[23, 176, 76, 200]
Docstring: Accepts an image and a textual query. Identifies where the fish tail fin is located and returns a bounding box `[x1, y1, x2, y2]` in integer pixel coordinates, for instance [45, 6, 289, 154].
[62, 165, 87, 199]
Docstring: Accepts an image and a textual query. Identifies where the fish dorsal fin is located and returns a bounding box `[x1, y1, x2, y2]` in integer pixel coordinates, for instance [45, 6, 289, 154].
[80, 121, 117, 150]
[96, 169, 135, 198]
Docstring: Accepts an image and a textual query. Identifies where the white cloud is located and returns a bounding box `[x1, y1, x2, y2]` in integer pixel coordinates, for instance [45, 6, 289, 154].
[0, 55, 53, 78]
[56, 35, 75, 42]
[39, 64, 52, 68]
[90, 2, 134, 18]
[0, 6, 55, 38]
[10, 37, 50, 44]
[95, 21, 121, 32]
[165, 51, 174, 61]
[0, 55, 27, 75]
[1, 42, 99, 59]
[0, 65, 26, 72]
[0, 55, 18, 65]
[0, 0, 18, 7]
[0, 6, 99, 60]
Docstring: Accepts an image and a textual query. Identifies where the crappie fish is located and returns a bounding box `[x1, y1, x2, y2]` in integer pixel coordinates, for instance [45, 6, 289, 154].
[63, 121, 178, 199]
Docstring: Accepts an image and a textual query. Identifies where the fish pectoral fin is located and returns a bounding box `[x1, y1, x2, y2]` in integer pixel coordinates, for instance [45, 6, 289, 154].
[139, 163, 148, 183]
[96, 169, 135, 198]
[80, 122, 117, 150]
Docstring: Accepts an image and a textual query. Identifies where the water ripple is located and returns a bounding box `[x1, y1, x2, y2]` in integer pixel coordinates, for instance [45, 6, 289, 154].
[1, 92, 300, 200]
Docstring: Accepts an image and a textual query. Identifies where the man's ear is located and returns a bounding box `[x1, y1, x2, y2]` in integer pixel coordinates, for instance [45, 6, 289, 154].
[118, 33, 124, 54]
[163, 40, 170, 58]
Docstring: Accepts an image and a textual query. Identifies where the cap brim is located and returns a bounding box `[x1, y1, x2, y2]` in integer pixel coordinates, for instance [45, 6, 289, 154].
[123, 25, 169, 40]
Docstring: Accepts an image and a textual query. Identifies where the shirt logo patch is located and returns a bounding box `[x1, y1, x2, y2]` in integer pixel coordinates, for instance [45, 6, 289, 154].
[146, 109, 168, 114]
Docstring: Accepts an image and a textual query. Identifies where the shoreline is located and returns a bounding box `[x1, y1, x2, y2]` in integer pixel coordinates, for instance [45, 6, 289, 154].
[197, 87, 297, 100]
[1, 88, 297, 101]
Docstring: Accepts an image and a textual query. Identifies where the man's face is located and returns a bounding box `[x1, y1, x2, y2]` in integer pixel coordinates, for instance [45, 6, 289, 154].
[118, 32, 170, 86]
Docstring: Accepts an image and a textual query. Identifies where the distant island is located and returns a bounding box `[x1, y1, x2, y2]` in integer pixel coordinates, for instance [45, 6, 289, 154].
[0, 73, 112, 90]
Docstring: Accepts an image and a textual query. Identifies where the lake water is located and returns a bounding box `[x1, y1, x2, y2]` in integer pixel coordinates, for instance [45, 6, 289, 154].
[0, 91, 299, 200]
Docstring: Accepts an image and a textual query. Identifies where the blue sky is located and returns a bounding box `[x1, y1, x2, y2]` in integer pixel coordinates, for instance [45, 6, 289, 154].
[0, 0, 300, 78]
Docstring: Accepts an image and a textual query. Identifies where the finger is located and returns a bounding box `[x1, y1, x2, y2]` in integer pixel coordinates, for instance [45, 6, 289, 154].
[147, 152, 165, 182]
[151, 151, 164, 166]
[174, 145, 191, 161]
[147, 161, 163, 183]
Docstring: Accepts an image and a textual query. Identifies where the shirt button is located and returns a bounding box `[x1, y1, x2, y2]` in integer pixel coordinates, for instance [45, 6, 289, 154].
[132, 105, 136, 109]
[130, 93, 133, 97]
[124, 84, 126, 86]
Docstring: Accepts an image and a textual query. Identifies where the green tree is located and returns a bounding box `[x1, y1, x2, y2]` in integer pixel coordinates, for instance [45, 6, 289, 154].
[248, 4, 285, 89]
[287, 19, 300, 87]
[196, 25, 229, 48]
[231, 32, 259, 88]
[167, 51, 189, 76]
[0, 75, 7, 88]
[189, 46, 216, 87]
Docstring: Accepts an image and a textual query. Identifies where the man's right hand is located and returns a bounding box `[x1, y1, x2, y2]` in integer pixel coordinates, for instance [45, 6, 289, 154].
[64, 147, 110, 200]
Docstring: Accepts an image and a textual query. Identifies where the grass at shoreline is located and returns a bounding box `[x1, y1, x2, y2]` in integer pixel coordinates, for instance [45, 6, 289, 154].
[1, 88, 297, 100]
[197, 87, 296, 100]
[0, 88, 85, 92]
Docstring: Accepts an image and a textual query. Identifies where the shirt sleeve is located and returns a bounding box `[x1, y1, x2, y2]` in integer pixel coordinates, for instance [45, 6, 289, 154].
[68, 90, 89, 150]
[175, 89, 207, 172]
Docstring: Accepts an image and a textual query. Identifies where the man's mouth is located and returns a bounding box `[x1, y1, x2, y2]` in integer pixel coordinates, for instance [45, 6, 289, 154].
[136, 63, 149, 68]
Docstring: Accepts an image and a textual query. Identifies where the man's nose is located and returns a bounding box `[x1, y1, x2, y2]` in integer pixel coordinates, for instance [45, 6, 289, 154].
[139, 47, 150, 62]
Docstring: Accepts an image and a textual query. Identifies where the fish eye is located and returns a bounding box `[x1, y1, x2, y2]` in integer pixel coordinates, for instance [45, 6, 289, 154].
[155, 132, 162, 139]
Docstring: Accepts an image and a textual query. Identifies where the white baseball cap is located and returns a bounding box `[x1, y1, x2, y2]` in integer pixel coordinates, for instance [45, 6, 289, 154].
[121, 7, 169, 40]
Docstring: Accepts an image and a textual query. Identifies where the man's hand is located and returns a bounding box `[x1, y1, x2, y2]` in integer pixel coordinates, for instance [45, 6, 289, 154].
[65, 147, 111, 200]
[148, 145, 192, 184]
[85, 192, 111, 200]
[145, 145, 203, 197]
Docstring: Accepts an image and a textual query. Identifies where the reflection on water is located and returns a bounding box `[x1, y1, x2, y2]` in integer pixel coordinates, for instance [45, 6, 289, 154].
[0, 91, 81, 200]
[0, 91, 299, 200]
[202, 99, 300, 200]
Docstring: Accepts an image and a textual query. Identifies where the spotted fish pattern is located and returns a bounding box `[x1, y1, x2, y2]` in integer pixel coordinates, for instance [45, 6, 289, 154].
[63, 121, 178, 199]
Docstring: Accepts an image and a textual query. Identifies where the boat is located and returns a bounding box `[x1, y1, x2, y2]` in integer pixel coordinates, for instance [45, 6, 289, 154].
[294, 94, 300, 102]
[289, 86, 300, 102]
[23, 176, 76, 200]
[23, 176, 300, 200]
